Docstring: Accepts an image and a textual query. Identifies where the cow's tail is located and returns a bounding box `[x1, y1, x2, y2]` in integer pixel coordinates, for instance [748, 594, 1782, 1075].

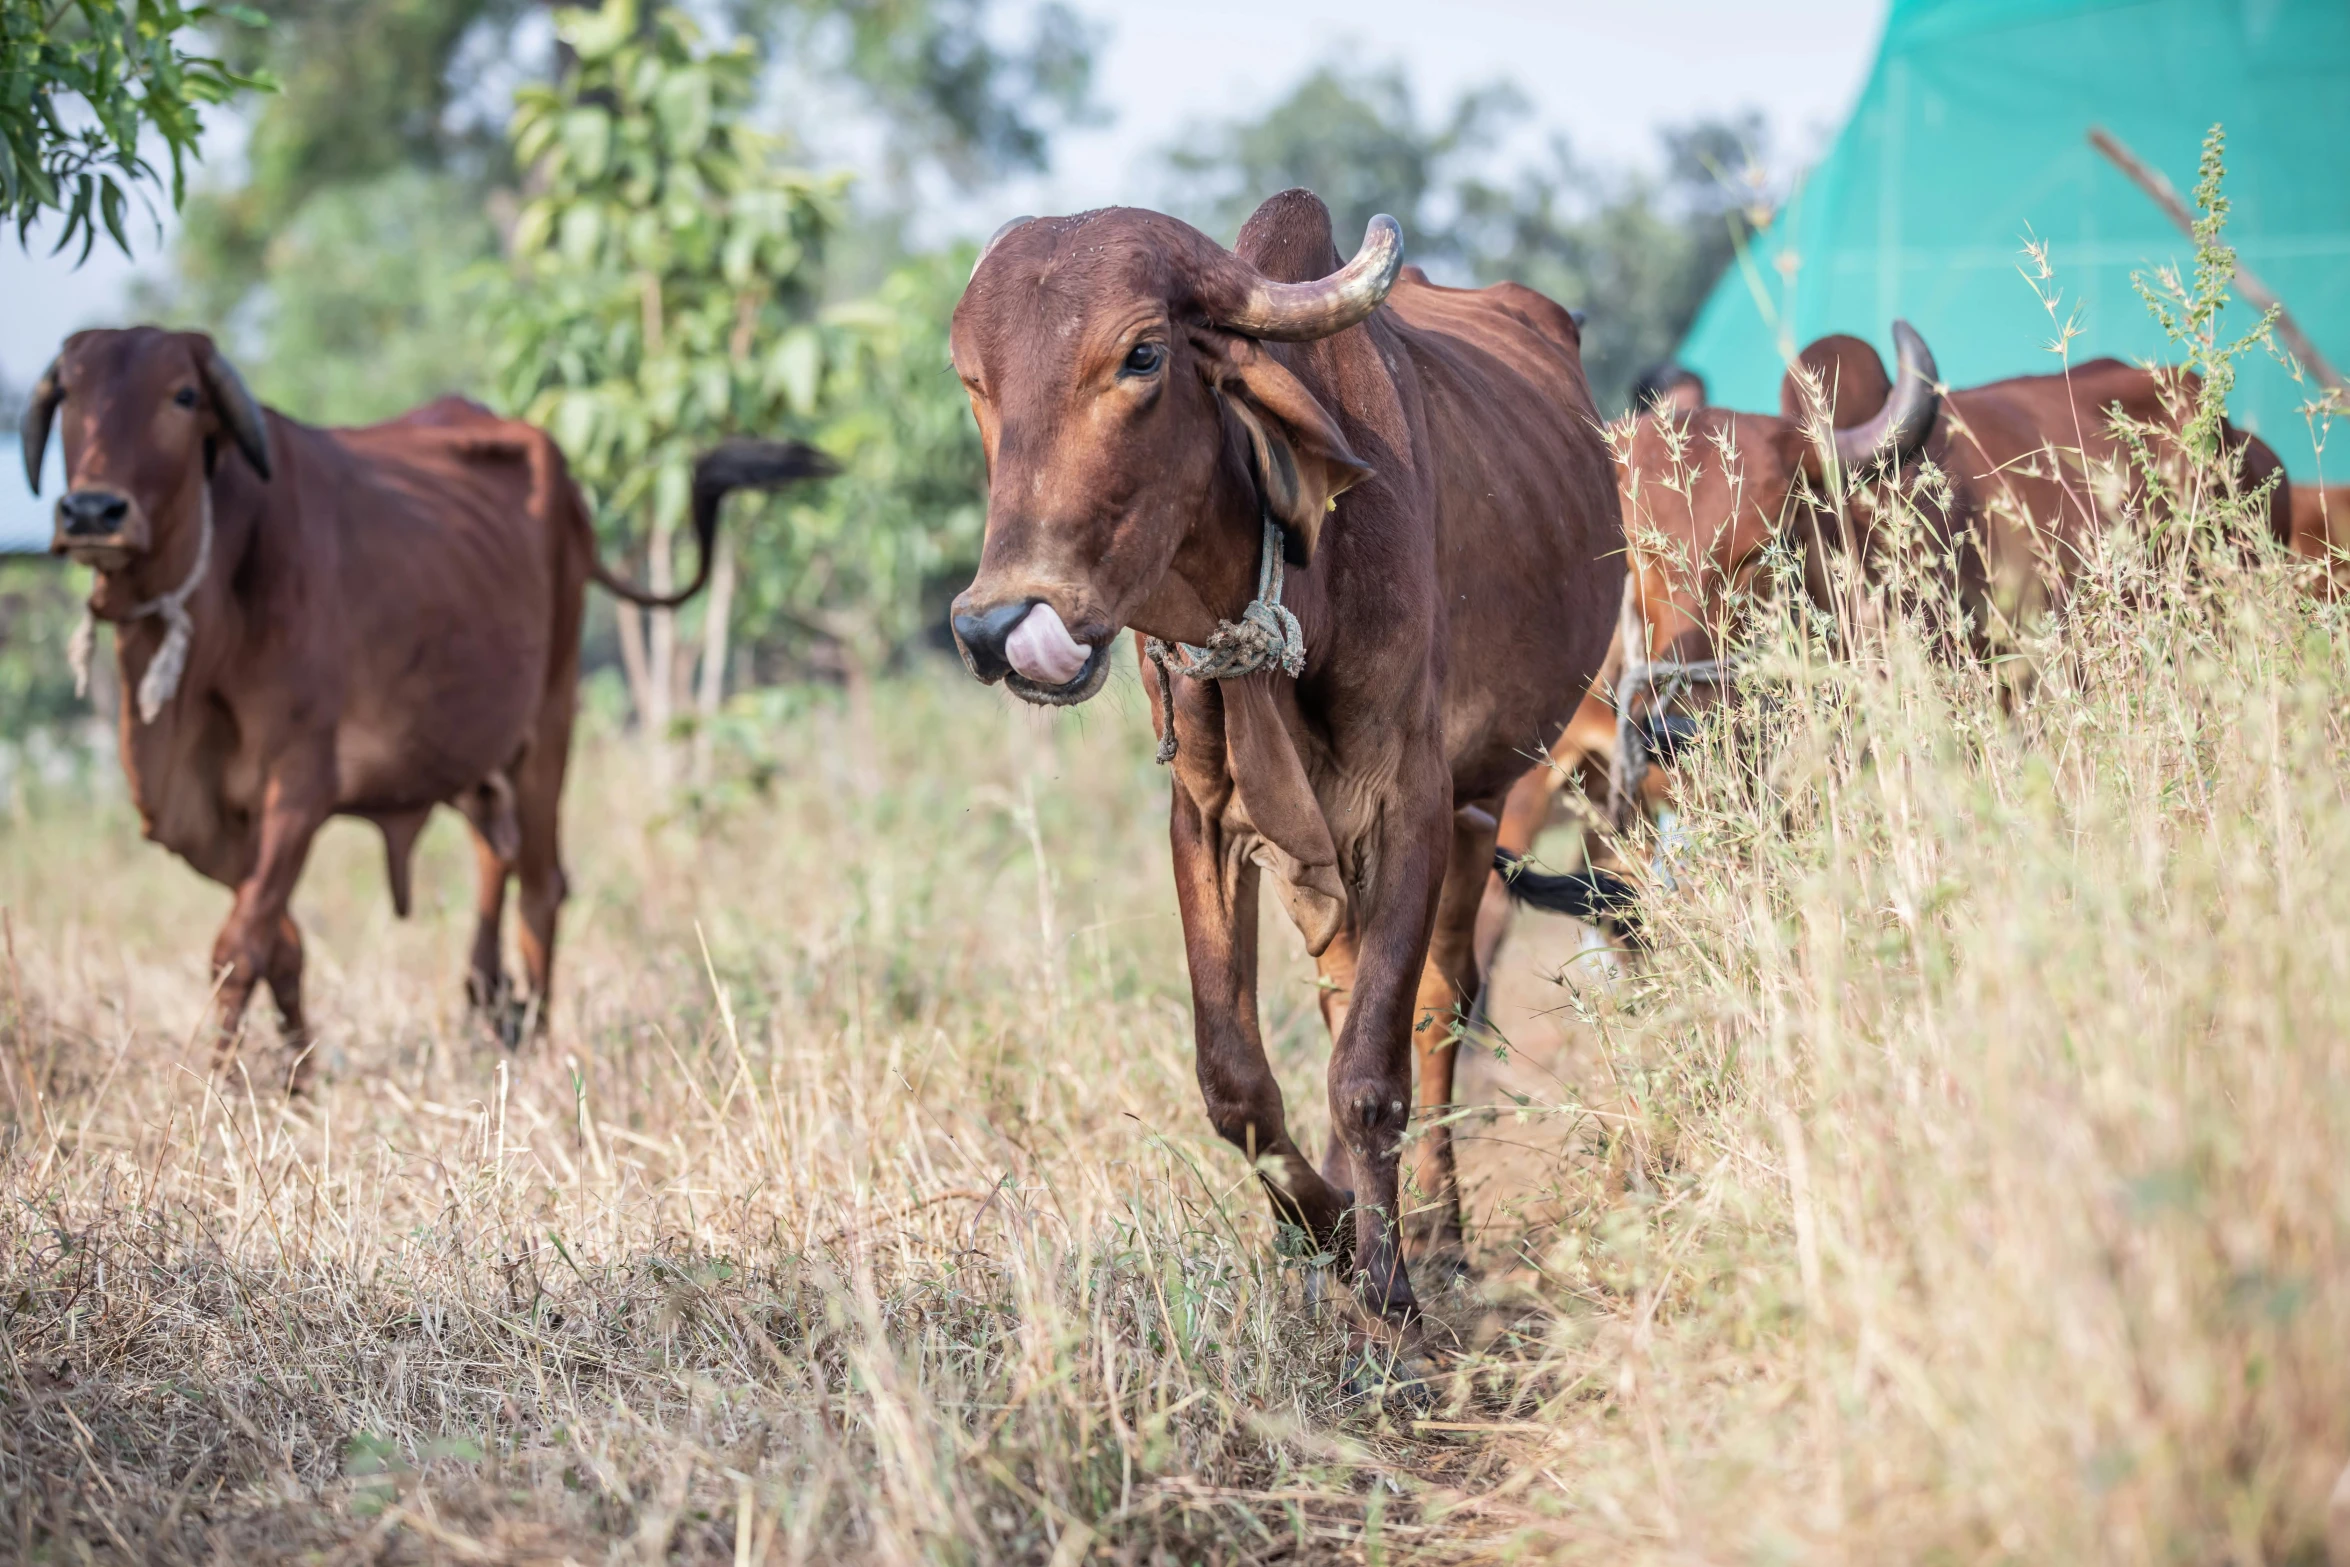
[582, 439, 838, 609]
[1492, 849, 1640, 935]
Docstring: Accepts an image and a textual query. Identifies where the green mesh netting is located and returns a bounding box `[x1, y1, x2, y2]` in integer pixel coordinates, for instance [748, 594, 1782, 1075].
[1676, 0, 2350, 477]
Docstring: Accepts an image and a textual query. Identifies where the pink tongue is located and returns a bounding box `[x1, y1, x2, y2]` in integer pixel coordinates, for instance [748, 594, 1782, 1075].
[1005, 602, 1089, 685]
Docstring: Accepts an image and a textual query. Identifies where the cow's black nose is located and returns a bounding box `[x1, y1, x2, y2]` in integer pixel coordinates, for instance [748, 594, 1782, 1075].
[1640, 711, 1701, 765]
[57, 489, 130, 537]
[950, 599, 1033, 683]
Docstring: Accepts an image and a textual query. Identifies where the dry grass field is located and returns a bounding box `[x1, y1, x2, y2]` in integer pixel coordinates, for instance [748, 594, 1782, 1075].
[7, 424, 2350, 1559]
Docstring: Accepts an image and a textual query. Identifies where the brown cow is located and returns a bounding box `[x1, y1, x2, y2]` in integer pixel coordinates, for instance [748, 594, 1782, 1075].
[2291, 480, 2350, 591]
[1481, 326, 2292, 951]
[22, 327, 829, 1091]
[945, 190, 1623, 1356]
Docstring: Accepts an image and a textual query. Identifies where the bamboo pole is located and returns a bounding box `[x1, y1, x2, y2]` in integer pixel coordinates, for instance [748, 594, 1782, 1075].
[2088, 125, 2346, 395]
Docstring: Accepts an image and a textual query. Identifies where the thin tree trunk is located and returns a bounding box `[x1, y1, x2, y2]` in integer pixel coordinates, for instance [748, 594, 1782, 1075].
[615, 599, 653, 732]
[646, 514, 676, 731]
[691, 533, 736, 783]
[641, 513, 677, 785]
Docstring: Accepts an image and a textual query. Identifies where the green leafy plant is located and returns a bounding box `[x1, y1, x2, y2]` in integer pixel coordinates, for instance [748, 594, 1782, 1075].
[493, 0, 845, 527]
[487, 0, 847, 739]
[0, 0, 270, 258]
[2131, 124, 2278, 468]
[488, 0, 999, 741]
[739, 248, 986, 675]
[2120, 123, 2281, 544]
[222, 168, 500, 425]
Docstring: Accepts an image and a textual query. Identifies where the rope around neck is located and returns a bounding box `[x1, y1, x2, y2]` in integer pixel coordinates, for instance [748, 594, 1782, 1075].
[1610, 649, 1736, 821]
[68, 477, 215, 724]
[1144, 513, 1306, 765]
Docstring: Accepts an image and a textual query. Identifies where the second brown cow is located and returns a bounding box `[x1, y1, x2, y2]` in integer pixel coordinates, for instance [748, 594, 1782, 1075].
[23, 327, 830, 1091]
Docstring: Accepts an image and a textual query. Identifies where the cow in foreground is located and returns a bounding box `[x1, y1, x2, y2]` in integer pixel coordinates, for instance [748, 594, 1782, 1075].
[1482, 326, 2293, 954]
[946, 191, 1623, 1355]
[22, 327, 830, 1091]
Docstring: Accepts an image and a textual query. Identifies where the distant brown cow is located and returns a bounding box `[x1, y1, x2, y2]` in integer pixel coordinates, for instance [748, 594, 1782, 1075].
[946, 191, 1623, 1354]
[2291, 480, 2350, 591]
[22, 327, 829, 1090]
[1481, 326, 2291, 948]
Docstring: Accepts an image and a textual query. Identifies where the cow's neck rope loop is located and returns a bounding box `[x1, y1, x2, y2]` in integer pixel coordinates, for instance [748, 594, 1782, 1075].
[67, 475, 215, 725]
[1609, 647, 1736, 819]
[1143, 511, 1305, 765]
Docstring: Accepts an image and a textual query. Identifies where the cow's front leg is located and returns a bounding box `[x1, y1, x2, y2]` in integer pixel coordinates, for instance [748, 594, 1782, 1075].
[1328, 763, 1450, 1331]
[1169, 781, 1352, 1254]
[211, 750, 332, 1088]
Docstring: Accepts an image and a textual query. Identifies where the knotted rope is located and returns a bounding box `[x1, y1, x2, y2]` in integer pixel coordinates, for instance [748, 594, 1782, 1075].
[68, 477, 215, 724]
[1144, 512, 1306, 764]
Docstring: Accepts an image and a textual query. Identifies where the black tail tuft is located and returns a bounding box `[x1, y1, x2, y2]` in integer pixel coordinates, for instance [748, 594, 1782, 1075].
[1494, 849, 1640, 935]
[692, 438, 838, 502]
[585, 439, 838, 609]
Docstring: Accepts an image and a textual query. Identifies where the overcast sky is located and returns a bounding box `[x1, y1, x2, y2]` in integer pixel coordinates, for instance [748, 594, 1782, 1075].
[2, 0, 1880, 537]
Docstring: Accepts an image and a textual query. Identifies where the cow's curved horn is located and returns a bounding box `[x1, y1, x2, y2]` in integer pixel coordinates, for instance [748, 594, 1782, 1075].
[1830, 319, 1939, 471]
[1210, 214, 1405, 342]
[972, 214, 1035, 277]
[196, 341, 273, 481]
[20, 357, 61, 495]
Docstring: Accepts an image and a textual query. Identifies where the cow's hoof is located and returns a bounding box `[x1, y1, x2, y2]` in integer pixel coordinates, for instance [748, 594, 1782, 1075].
[1340, 1339, 1443, 1411]
[1290, 1189, 1356, 1274]
[469, 989, 530, 1051]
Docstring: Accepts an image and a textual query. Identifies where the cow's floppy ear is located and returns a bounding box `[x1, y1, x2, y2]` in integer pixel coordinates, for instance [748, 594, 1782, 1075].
[20, 357, 60, 495]
[1191, 330, 1371, 566]
[195, 338, 273, 481]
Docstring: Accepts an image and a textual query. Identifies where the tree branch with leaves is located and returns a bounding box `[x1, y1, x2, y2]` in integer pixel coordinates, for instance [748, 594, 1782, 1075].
[1, 0, 269, 258]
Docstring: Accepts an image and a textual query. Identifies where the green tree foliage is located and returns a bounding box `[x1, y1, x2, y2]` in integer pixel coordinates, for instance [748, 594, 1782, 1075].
[1, 0, 267, 259]
[0, 560, 91, 731]
[0, 382, 88, 732]
[490, 0, 844, 541]
[488, 0, 850, 732]
[488, 0, 985, 697]
[221, 168, 499, 423]
[745, 247, 984, 669]
[168, 0, 522, 318]
[134, 0, 1098, 516]
[1162, 64, 1523, 269]
[1457, 115, 1767, 416]
[1161, 63, 1766, 415]
[748, 0, 1097, 188]
[168, 0, 1097, 326]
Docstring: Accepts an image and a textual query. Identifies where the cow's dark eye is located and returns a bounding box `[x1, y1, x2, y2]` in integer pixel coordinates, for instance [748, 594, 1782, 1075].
[1122, 342, 1165, 377]
[172, 387, 198, 408]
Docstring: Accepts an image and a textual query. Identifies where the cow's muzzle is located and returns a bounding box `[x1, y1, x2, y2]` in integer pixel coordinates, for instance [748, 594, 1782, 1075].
[1638, 710, 1701, 766]
[51, 488, 146, 567]
[951, 598, 1114, 706]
